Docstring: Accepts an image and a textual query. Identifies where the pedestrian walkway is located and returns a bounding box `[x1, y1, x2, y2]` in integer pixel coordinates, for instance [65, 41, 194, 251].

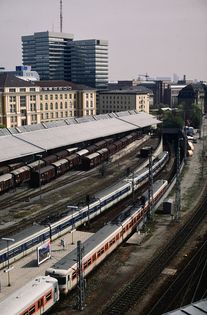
[0, 230, 93, 302]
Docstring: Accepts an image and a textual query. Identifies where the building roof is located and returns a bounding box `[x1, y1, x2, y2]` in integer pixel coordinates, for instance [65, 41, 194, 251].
[100, 87, 151, 95]
[0, 111, 160, 163]
[0, 73, 33, 88]
[35, 80, 96, 91]
[164, 298, 207, 314]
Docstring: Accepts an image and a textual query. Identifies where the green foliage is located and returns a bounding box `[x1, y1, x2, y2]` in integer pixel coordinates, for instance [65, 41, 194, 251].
[190, 105, 202, 128]
[162, 111, 184, 128]
[0, 124, 5, 128]
[181, 103, 202, 128]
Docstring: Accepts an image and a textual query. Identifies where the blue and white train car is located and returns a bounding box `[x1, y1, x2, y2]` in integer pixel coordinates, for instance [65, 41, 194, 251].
[0, 152, 169, 269]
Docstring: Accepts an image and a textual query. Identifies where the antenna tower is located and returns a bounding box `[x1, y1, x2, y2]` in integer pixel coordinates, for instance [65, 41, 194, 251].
[60, 0, 63, 32]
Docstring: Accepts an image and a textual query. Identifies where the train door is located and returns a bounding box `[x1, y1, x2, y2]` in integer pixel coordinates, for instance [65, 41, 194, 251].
[38, 297, 44, 314]
[54, 282, 60, 302]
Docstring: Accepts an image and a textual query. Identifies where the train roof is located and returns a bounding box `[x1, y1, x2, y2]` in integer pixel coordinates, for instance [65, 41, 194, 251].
[95, 178, 130, 199]
[76, 149, 89, 156]
[48, 180, 165, 271]
[0, 173, 13, 181]
[28, 160, 45, 169]
[10, 166, 30, 175]
[0, 224, 45, 251]
[0, 276, 57, 315]
[84, 152, 100, 160]
[0, 111, 160, 163]
[52, 158, 68, 167]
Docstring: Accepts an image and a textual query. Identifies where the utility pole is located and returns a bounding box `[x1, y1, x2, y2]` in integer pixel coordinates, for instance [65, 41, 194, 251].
[148, 148, 154, 219]
[86, 195, 90, 226]
[175, 138, 181, 220]
[77, 240, 85, 311]
[132, 171, 135, 204]
[2, 238, 15, 286]
[201, 116, 205, 178]
[60, 0, 63, 32]
[36, 154, 42, 200]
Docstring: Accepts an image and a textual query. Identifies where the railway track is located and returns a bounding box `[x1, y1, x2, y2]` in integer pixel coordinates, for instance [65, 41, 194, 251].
[146, 237, 207, 315]
[0, 170, 94, 210]
[100, 183, 207, 315]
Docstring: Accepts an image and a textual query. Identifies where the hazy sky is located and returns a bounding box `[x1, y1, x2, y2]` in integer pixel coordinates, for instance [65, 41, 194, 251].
[0, 0, 206, 81]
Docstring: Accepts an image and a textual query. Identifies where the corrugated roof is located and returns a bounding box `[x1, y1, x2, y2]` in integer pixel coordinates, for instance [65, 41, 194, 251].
[0, 112, 161, 163]
[0, 135, 43, 162]
[164, 299, 207, 314]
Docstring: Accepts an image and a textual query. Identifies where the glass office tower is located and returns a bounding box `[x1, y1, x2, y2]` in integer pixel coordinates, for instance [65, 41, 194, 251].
[22, 31, 74, 80]
[70, 39, 108, 89]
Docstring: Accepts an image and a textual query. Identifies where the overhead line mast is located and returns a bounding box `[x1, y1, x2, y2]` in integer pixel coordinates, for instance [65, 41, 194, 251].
[60, 0, 63, 32]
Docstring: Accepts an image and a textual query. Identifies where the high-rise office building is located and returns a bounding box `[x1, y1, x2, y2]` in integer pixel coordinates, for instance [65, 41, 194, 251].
[22, 32, 108, 89]
[22, 31, 74, 80]
[70, 39, 108, 89]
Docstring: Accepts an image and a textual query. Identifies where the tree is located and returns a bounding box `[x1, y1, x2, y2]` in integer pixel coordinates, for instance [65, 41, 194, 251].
[162, 111, 184, 129]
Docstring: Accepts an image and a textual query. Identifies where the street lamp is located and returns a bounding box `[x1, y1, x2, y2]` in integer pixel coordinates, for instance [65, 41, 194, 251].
[36, 154, 43, 200]
[67, 205, 79, 244]
[2, 237, 15, 286]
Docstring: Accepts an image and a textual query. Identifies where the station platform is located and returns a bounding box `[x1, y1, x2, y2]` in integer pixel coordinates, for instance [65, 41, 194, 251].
[0, 230, 93, 302]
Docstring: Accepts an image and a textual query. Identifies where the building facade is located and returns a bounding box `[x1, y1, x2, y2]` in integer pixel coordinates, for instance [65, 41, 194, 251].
[22, 31, 74, 81]
[178, 83, 207, 113]
[0, 73, 96, 128]
[22, 32, 108, 88]
[164, 84, 186, 108]
[70, 39, 108, 89]
[98, 89, 150, 114]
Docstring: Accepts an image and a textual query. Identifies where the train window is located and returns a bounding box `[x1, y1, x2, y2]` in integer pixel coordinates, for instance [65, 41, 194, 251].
[116, 234, 119, 241]
[72, 271, 77, 280]
[92, 253, 96, 261]
[84, 261, 88, 269]
[23, 311, 29, 315]
[29, 305, 35, 314]
[46, 291, 52, 302]
[97, 250, 101, 257]
[105, 243, 109, 250]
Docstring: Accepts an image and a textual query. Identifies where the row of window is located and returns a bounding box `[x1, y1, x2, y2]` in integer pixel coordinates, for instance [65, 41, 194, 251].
[9, 88, 37, 93]
[40, 102, 74, 111]
[102, 101, 132, 105]
[40, 94, 76, 101]
[22, 290, 52, 315]
[41, 111, 74, 120]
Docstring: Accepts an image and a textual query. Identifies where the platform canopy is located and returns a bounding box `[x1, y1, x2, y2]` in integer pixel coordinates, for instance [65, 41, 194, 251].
[0, 111, 161, 163]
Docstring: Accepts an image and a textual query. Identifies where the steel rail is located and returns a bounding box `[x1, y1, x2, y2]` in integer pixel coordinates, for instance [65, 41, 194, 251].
[101, 185, 207, 315]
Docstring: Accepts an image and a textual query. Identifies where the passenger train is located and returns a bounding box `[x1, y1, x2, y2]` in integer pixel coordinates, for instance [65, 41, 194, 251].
[0, 276, 59, 315]
[0, 151, 169, 269]
[0, 180, 168, 315]
[45, 180, 168, 294]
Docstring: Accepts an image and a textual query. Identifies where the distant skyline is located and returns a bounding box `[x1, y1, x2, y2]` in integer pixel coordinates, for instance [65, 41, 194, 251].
[0, 0, 206, 81]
